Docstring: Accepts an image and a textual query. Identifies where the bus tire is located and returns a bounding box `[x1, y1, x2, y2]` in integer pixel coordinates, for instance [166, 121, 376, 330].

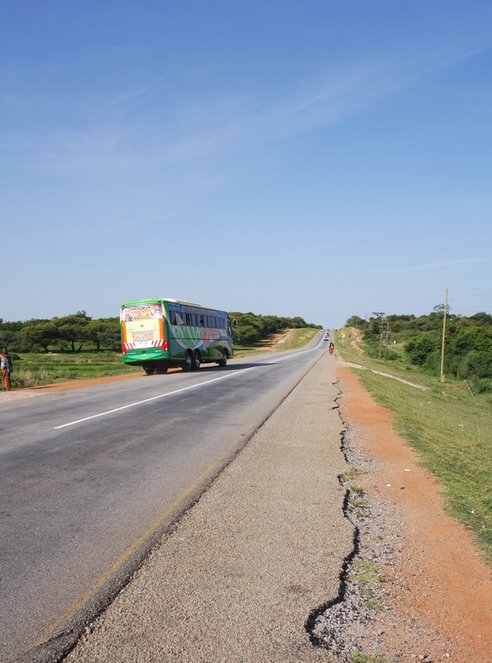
[183, 351, 193, 372]
[156, 364, 169, 374]
[192, 350, 201, 371]
[218, 351, 228, 367]
[143, 366, 156, 375]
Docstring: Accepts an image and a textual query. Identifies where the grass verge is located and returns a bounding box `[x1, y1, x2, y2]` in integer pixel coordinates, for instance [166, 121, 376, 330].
[11, 352, 140, 388]
[337, 330, 492, 566]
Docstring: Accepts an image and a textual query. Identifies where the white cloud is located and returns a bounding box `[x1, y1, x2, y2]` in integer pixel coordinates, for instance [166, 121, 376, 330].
[2, 34, 490, 173]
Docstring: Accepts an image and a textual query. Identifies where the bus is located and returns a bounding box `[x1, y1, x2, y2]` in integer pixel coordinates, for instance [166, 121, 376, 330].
[120, 298, 234, 374]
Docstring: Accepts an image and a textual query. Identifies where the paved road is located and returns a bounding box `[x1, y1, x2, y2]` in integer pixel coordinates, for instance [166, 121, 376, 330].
[65, 347, 352, 663]
[0, 336, 340, 663]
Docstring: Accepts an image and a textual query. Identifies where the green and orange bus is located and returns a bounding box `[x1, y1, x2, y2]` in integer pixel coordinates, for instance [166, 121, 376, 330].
[120, 298, 234, 374]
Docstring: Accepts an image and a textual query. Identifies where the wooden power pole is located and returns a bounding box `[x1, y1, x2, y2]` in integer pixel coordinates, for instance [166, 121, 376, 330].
[440, 288, 448, 383]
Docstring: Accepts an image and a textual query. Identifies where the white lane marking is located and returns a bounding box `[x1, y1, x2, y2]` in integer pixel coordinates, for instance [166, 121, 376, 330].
[54, 367, 257, 430]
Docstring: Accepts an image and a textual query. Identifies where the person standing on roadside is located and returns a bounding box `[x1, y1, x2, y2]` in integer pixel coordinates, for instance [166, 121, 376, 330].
[1, 348, 13, 390]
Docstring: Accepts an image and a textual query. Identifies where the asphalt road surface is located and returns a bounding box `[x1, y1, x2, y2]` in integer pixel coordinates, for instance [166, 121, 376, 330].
[1, 335, 328, 663]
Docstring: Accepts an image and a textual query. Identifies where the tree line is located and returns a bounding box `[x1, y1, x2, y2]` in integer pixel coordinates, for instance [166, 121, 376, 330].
[0, 311, 320, 354]
[230, 312, 320, 345]
[346, 309, 492, 393]
[0, 313, 121, 353]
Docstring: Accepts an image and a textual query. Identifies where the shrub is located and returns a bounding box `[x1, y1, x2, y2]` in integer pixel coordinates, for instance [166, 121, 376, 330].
[405, 333, 438, 366]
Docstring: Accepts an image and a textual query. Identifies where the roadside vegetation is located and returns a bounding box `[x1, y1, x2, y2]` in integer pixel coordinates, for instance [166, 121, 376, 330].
[348, 655, 391, 663]
[346, 309, 492, 394]
[229, 311, 320, 346]
[8, 352, 141, 388]
[338, 309, 492, 565]
[234, 327, 319, 358]
[0, 311, 320, 388]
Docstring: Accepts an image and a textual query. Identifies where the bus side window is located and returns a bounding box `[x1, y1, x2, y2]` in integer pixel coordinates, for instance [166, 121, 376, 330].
[200, 315, 205, 326]
[174, 310, 185, 325]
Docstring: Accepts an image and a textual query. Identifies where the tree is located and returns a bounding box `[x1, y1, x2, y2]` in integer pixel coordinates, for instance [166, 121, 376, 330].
[405, 334, 438, 366]
[21, 321, 59, 352]
[88, 318, 120, 351]
[55, 314, 92, 352]
[290, 316, 308, 328]
[345, 315, 365, 328]
[460, 350, 492, 380]
[470, 312, 492, 326]
[234, 325, 261, 345]
[451, 327, 492, 356]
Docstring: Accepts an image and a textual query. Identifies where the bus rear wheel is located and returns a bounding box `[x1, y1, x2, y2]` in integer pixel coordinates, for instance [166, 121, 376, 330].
[183, 351, 193, 372]
[143, 366, 156, 376]
[218, 350, 228, 367]
[192, 350, 201, 371]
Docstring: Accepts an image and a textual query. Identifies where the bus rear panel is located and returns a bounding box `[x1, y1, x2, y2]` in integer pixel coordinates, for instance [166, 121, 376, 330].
[120, 298, 233, 374]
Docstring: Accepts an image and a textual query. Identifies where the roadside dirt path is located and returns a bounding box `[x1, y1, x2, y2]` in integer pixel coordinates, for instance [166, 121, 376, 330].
[331, 362, 492, 662]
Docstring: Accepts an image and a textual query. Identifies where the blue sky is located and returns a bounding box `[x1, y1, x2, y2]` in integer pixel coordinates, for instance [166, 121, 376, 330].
[1, 1, 491, 327]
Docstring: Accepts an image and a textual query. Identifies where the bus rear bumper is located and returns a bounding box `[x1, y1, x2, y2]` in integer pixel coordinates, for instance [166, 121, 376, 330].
[122, 349, 169, 366]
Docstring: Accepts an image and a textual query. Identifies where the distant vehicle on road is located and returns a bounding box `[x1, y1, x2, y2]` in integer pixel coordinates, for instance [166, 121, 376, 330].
[121, 298, 234, 374]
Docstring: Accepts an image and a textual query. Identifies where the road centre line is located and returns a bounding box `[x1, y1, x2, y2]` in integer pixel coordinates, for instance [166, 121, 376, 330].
[54, 367, 257, 430]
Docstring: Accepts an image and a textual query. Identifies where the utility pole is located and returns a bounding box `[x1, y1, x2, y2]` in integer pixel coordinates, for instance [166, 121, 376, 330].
[384, 320, 391, 350]
[440, 288, 448, 383]
[372, 312, 385, 359]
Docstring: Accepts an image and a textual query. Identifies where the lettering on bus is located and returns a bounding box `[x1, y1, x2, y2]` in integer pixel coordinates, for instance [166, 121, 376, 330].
[121, 303, 163, 322]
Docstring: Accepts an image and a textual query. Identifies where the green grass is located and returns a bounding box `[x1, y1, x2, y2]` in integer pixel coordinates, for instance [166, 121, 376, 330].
[364, 599, 385, 611]
[337, 329, 492, 566]
[276, 327, 319, 350]
[339, 468, 364, 483]
[349, 653, 391, 663]
[349, 560, 385, 585]
[11, 352, 140, 388]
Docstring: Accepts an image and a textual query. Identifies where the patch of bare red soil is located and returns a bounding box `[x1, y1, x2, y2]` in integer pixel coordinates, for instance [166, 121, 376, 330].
[256, 329, 294, 351]
[345, 327, 364, 355]
[337, 364, 492, 662]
